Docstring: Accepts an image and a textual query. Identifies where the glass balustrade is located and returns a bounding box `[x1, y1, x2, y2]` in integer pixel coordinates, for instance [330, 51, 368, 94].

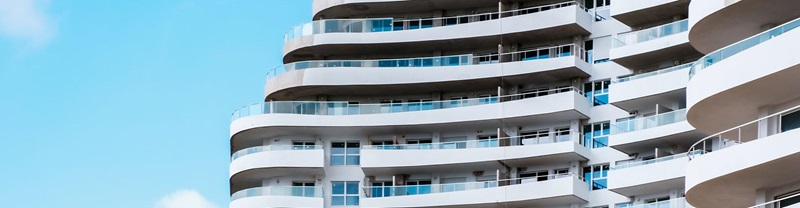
[689, 104, 800, 160]
[265, 44, 586, 84]
[363, 129, 575, 150]
[612, 19, 689, 48]
[232, 86, 583, 121]
[611, 109, 687, 134]
[625, 198, 691, 208]
[285, 1, 584, 42]
[614, 63, 693, 83]
[231, 186, 322, 201]
[689, 17, 800, 78]
[612, 150, 703, 170]
[231, 145, 322, 161]
[363, 173, 579, 198]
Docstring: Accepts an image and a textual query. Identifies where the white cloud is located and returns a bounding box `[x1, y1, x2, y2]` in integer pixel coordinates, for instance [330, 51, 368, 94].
[156, 190, 218, 208]
[0, 0, 56, 46]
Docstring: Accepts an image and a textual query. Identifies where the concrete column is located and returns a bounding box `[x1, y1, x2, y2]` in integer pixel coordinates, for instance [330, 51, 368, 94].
[758, 106, 770, 139]
[571, 120, 581, 144]
[433, 10, 443, 27]
[755, 189, 767, 207]
[432, 132, 441, 143]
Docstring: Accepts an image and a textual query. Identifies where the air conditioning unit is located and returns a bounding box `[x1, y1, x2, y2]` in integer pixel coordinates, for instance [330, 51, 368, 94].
[628, 153, 638, 158]
[629, 111, 639, 116]
[673, 59, 681, 66]
[472, 171, 484, 177]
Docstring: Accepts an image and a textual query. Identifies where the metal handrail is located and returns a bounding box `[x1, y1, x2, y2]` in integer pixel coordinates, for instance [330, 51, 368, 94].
[749, 192, 800, 208]
[688, 104, 800, 160]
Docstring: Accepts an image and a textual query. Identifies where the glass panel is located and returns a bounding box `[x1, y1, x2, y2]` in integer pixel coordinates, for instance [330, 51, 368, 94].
[782, 111, 800, 132]
[331, 196, 344, 205]
[332, 182, 345, 194]
[331, 156, 345, 165]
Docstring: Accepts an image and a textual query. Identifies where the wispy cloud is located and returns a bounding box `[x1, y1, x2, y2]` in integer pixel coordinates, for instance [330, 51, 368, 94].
[0, 0, 56, 46]
[156, 190, 218, 208]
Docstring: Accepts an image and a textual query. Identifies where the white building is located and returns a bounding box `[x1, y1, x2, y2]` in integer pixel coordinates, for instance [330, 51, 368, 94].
[229, 0, 800, 207]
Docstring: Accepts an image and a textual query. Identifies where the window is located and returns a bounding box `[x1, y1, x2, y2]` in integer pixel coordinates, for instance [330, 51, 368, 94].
[520, 130, 549, 145]
[615, 202, 634, 208]
[781, 110, 800, 132]
[370, 181, 393, 198]
[440, 136, 467, 149]
[449, 96, 469, 108]
[478, 53, 499, 64]
[776, 190, 800, 207]
[406, 180, 432, 195]
[585, 80, 610, 106]
[585, 39, 594, 63]
[583, 164, 609, 190]
[583, 122, 610, 148]
[347, 102, 360, 115]
[332, 181, 359, 206]
[554, 127, 571, 142]
[379, 99, 404, 113]
[643, 196, 670, 206]
[371, 140, 394, 150]
[407, 139, 433, 149]
[292, 182, 316, 197]
[477, 135, 499, 148]
[292, 141, 316, 150]
[331, 141, 360, 166]
[478, 94, 498, 104]
[408, 99, 434, 111]
[370, 19, 392, 32]
[520, 170, 550, 182]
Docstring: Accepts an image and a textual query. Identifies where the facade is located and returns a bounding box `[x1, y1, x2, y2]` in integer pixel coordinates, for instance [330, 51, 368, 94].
[229, 0, 800, 208]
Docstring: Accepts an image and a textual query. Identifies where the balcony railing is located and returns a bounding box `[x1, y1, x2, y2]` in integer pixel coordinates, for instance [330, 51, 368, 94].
[688, 104, 800, 160]
[689, 16, 800, 78]
[611, 109, 687, 134]
[363, 129, 576, 150]
[231, 145, 321, 161]
[232, 86, 584, 121]
[612, 150, 702, 170]
[231, 186, 322, 201]
[363, 173, 580, 198]
[620, 198, 691, 208]
[750, 192, 800, 208]
[612, 19, 688, 48]
[265, 44, 586, 84]
[285, 1, 585, 42]
[613, 63, 693, 83]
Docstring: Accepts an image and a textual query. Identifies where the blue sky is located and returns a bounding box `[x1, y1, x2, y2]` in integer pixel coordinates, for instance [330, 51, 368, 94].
[0, 0, 311, 207]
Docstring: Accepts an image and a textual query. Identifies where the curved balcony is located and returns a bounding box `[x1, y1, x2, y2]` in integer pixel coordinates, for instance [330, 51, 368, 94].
[610, 63, 691, 112]
[610, 19, 696, 69]
[284, 2, 592, 63]
[685, 105, 800, 208]
[688, 0, 800, 54]
[609, 109, 705, 154]
[360, 130, 589, 175]
[230, 186, 323, 208]
[686, 17, 800, 134]
[265, 44, 590, 100]
[312, 0, 506, 20]
[361, 173, 588, 208]
[611, 0, 689, 26]
[608, 151, 700, 197]
[229, 145, 324, 194]
[231, 87, 591, 145]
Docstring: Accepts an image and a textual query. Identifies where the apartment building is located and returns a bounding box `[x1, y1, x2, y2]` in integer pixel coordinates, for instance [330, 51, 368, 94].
[229, 0, 800, 207]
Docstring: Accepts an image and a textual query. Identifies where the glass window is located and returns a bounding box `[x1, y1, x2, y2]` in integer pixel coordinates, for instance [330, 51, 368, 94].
[781, 110, 800, 132]
[292, 182, 316, 197]
[583, 164, 609, 190]
[477, 135, 499, 148]
[332, 181, 359, 206]
[585, 80, 610, 106]
[583, 122, 610, 148]
[331, 141, 360, 166]
[292, 141, 315, 150]
[370, 181, 393, 198]
[406, 180, 432, 195]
